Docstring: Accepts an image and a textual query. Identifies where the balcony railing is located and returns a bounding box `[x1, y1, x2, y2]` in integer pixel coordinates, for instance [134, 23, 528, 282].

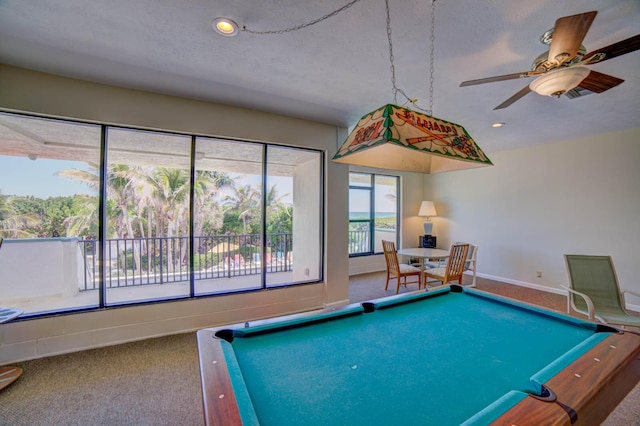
[348, 228, 396, 255]
[79, 233, 293, 290]
[348, 229, 370, 254]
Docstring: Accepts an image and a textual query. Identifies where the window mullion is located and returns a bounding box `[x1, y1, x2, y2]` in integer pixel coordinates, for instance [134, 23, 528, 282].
[98, 125, 108, 308]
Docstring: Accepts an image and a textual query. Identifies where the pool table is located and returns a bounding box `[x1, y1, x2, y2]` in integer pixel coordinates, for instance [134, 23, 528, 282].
[197, 285, 640, 425]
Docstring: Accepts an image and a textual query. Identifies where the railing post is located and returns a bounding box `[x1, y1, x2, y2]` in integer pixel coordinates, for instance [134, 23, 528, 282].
[159, 238, 164, 284]
[226, 235, 231, 278]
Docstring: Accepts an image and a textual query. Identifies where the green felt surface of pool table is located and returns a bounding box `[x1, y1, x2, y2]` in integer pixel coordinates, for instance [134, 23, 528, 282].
[197, 286, 640, 425]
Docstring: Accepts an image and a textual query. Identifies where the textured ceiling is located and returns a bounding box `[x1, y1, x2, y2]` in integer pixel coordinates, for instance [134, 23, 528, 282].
[0, 0, 638, 153]
[0, 111, 315, 175]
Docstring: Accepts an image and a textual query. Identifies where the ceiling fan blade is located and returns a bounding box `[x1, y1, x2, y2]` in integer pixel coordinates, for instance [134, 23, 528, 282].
[548, 11, 597, 65]
[494, 85, 532, 110]
[576, 70, 624, 93]
[460, 71, 539, 87]
[581, 34, 640, 64]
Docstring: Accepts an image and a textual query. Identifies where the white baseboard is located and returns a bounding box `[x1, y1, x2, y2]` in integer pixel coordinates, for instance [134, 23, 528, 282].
[349, 266, 386, 276]
[347, 268, 640, 313]
[324, 299, 350, 309]
[473, 272, 567, 295]
[627, 303, 640, 312]
[473, 271, 640, 313]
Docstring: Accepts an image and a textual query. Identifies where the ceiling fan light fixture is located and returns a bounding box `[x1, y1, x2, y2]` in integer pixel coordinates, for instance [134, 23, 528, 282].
[529, 66, 590, 97]
[212, 17, 239, 37]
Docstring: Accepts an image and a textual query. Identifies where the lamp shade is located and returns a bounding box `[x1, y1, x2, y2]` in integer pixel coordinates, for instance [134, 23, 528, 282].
[529, 66, 591, 97]
[418, 201, 436, 217]
[332, 104, 492, 174]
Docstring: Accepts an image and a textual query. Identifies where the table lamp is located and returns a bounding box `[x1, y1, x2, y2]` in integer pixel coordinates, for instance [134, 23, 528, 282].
[418, 201, 437, 235]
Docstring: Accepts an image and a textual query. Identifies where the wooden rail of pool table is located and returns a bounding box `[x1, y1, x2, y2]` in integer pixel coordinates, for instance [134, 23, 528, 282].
[198, 328, 640, 426]
[492, 331, 640, 426]
[197, 329, 243, 425]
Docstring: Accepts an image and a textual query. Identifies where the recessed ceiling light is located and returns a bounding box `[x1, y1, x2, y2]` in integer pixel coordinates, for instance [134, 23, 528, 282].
[212, 17, 239, 37]
[492, 122, 506, 128]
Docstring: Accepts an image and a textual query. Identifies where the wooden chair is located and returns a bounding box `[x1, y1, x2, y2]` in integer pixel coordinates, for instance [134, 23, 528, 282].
[424, 243, 469, 286]
[382, 240, 422, 294]
[425, 242, 478, 287]
[462, 243, 478, 287]
[562, 254, 640, 329]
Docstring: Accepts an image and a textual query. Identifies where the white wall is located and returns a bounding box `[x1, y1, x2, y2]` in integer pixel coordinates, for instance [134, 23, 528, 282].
[425, 128, 640, 310]
[292, 157, 321, 281]
[0, 64, 350, 363]
[0, 239, 81, 299]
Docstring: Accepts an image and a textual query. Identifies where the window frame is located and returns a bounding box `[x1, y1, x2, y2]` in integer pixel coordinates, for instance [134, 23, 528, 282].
[0, 109, 325, 318]
[348, 171, 400, 257]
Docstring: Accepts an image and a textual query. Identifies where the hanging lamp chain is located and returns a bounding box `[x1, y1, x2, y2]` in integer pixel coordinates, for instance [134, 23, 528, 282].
[385, 0, 436, 112]
[241, 0, 434, 113]
[241, 0, 363, 35]
[384, 0, 413, 106]
[427, 0, 436, 116]
[385, 0, 399, 104]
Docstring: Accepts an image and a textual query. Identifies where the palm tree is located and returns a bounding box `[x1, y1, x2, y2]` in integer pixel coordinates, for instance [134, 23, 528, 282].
[60, 164, 144, 273]
[223, 184, 259, 234]
[58, 164, 138, 240]
[129, 167, 191, 273]
[0, 191, 39, 238]
[64, 194, 100, 237]
[265, 184, 290, 223]
[57, 166, 100, 237]
[192, 170, 232, 246]
[61, 163, 234, 277]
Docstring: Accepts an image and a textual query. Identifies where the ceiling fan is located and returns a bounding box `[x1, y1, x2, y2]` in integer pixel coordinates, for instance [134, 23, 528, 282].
[460, 11, 640, 110]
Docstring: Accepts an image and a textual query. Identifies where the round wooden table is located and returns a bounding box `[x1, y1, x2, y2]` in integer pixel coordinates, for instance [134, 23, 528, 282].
[397, 248, 450, 287]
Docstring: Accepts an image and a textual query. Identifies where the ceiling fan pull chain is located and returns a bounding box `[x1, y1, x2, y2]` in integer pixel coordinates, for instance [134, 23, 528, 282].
[241, 0, 363, 35]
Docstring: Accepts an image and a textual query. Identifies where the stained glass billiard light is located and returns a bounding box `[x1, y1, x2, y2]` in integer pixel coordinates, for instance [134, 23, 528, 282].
[332, 0, 492, 174]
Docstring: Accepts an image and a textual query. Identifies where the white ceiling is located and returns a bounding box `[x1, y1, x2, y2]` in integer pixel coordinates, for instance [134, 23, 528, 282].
[0, 0, 638, 153]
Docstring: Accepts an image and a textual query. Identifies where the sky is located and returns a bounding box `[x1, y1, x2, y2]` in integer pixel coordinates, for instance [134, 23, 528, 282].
[349, 185, 397, 214]
[229, 174, 293, 205]
[0, 156, 293, 203]
[0, 157, 95, 198]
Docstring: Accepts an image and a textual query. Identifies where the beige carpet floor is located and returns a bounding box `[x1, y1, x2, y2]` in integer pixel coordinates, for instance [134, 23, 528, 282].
[0, 273, 638, 425]
[0, 333, 204, 426]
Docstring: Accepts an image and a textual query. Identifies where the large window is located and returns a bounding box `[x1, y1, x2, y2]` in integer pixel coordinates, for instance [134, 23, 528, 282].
[0, 111, 324, 316]
[105, 128, 193, 304]
[0, 113, 101, 312]
[348, 172, 399, 256]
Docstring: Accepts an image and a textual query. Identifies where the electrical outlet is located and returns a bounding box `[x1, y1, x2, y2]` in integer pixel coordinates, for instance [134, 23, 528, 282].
[536, 271, 542, 278]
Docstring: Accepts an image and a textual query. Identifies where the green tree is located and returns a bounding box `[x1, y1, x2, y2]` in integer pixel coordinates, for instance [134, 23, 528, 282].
[57, 164, 129, 239]
[0, 191, 39, 238]
[193, 170, 232, 236]
[223, 184, 259, 234]
[267, 205, 293, 234]
[41, 197, 77, 237]
[265, 184, 292, 234]
[221, 211, 244, 235]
